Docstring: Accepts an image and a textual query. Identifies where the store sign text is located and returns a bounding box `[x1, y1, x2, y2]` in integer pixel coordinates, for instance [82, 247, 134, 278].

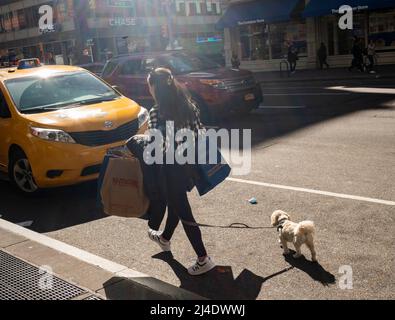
[332, 5, 369, 14]
[238, 19, 265, 26]
[109, 17, 136, 26]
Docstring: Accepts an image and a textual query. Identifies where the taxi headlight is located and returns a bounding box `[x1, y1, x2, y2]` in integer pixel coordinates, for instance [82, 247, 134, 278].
[138, 107, 149, 128]
[30, 127, 76, 144]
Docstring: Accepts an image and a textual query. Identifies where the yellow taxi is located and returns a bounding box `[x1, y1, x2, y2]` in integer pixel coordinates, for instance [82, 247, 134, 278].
[0, 63, 148, 194]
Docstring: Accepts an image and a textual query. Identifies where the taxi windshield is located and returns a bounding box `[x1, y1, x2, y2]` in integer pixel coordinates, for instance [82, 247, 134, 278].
[4, 71, 120, 114]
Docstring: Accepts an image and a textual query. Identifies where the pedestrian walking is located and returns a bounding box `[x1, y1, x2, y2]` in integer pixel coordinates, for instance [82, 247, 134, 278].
[288, 44, 298, 74]
[367, 40, 377, 73]
[317, 42, 329, 69]
[231, 52, 241, 69]
[349, 38, 364, 72]
[146, 68, 216, 276]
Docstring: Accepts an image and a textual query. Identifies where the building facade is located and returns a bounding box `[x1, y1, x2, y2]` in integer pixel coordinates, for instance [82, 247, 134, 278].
[0, 0, 226, 65]
[219, 0, 395, 71]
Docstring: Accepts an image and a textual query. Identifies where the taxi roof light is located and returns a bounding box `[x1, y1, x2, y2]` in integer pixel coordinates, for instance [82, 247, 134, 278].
[17, 58, 42, 70]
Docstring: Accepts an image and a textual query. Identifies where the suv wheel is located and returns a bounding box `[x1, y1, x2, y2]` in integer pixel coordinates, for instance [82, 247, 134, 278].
[9, 150, 39, 194]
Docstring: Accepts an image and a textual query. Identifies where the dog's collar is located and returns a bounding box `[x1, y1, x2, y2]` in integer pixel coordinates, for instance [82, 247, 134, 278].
[276, 218, 288, 232]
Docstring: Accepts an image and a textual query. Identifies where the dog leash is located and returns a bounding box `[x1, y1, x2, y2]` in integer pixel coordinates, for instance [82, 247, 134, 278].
[181, 219, 276, 230]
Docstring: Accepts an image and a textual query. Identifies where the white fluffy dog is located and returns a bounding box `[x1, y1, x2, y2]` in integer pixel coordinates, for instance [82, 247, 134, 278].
[271, 210, 317, 262]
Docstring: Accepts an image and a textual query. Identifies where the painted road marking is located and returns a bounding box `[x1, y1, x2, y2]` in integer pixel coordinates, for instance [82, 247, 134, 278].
[328, 86, 395, 94]
[258, 105, 306, 109]
[227, 178, 395, 206]
[263, 93, 351, 96]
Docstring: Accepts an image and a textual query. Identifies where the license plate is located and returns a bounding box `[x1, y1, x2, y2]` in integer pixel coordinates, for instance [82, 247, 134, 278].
[244, 93, 255, 101]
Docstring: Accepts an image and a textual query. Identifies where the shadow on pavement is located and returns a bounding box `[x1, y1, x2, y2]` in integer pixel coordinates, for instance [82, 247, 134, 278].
[0, 179, 106, 233]
[1, 80, 394, 233]
[284, 251, 336, 286]
[101, 276, 203, 300]
[152, 252, 293, 300]
[219, 84, 395, 147]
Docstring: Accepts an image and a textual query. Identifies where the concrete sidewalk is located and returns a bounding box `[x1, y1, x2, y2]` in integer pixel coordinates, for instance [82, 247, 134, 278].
[254, 64, 395, 83]
[0, 219, 204, 300]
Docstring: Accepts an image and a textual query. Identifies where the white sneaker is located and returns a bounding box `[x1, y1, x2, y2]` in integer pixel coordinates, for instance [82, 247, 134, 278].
[148, 229, 171, 252]
[188, 257, 216, 276]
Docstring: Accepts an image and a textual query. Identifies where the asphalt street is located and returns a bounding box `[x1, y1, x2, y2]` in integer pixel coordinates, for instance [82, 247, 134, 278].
[1, 77, 394, 299]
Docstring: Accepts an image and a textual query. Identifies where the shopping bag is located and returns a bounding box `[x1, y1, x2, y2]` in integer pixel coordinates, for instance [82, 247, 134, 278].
[97, 152, 149, 218]
[194, 137, 231, 196]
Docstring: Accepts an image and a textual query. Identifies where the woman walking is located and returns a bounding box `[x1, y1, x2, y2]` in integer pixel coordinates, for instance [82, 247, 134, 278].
[318, 43, 329, 69]
[367, 40, 376, 73]
[146, 68, 215, 276]
[287, 44, 298, 74]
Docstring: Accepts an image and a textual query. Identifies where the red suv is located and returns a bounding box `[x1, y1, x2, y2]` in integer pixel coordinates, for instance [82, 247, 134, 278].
[101, 51, 263, 122]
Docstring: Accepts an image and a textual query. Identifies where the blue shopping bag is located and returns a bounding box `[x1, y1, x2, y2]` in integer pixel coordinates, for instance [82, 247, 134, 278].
[194, 138, 231, 196]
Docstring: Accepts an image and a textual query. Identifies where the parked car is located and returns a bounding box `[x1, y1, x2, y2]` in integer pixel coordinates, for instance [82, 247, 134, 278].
[77, 62, 105, 76]
[0, 64, 148, 194]
[0, 55, 16, 68]
[101, 51, 263, 122]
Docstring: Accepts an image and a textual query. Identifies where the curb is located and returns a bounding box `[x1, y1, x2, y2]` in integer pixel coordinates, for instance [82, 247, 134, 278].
[0, 218, 205, 300]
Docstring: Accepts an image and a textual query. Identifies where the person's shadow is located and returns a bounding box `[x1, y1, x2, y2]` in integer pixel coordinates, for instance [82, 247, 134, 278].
[152, 252, 293, 300]
[284, 250, 336, 286]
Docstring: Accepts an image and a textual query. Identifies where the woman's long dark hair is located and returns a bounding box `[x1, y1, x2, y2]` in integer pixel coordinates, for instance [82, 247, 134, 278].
[148, 68, 196, 127]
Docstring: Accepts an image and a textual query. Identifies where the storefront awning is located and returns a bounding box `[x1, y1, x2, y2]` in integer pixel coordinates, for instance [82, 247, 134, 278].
[303, 0, 395, 18]
[216, 0, 301, 29]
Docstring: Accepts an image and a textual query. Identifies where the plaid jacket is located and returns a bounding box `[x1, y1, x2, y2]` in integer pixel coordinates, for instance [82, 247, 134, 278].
[148, 103, 205, 149]
[148, 103, 204, 133]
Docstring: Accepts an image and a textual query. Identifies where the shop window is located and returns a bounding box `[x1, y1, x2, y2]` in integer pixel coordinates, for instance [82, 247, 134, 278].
[0, 15, 5, 33]
[271, 21, 307, 59]
[189, 3, 197, 16]
[239, 23, 270, 61]
[239, 21, 307, 61]
[336, 14, 366, 55]
[177, 3, 186, 16]
[369, 10, 395, 50]
[200, 2, 208, 15]
[327, 21, 335, 56]
[211, 3, 219, 15]
[17, 9, 27, 30]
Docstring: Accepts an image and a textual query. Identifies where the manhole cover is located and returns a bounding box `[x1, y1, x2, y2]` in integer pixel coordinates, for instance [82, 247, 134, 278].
[0, 250, 87, 300]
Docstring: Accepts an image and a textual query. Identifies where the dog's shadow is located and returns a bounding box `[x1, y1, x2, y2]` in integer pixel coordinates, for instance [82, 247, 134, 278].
[284, 250, 336, 286]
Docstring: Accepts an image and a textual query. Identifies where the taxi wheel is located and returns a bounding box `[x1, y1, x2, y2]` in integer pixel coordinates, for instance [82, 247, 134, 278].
[9, 150, 39, 195]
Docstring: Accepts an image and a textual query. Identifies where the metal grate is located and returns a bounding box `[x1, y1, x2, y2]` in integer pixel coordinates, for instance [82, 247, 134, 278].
[84, 295, 103, 300]
[69, 119, 139, 146]
[0, 250, 87, 300]
[223, 76, 256, 92]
